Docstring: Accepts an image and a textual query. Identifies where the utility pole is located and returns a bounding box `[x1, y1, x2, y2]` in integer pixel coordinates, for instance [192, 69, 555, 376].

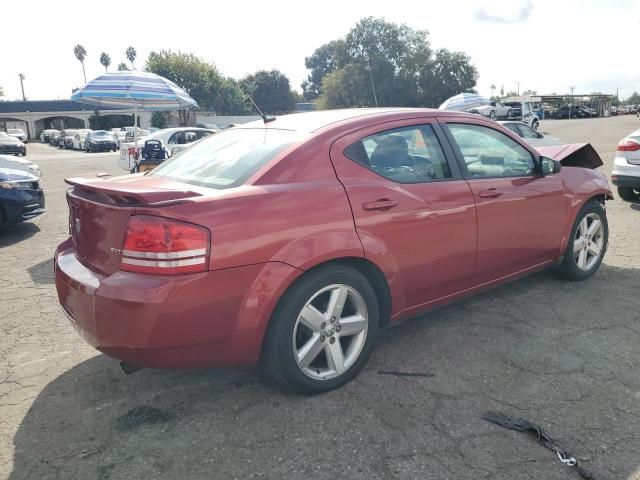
[569, 85, 575, 119]
[18, 73, 26, 101]
[517, 82, 520, 96]
[366, 58, 379, 107]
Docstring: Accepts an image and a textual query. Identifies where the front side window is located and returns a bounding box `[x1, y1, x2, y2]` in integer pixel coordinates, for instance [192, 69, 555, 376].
[151, 128, 308, 189]
[447, 123, 535, 178]
[344, 125, 452, 183]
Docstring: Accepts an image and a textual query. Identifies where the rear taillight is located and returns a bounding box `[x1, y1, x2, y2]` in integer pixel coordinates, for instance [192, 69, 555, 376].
[617, 139, 640, 151]
[121, 215, 210, 275]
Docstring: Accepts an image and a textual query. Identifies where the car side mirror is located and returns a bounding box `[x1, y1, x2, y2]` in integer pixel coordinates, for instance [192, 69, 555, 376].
[540, 156, 561, 175]
[537, 131, 544, 138]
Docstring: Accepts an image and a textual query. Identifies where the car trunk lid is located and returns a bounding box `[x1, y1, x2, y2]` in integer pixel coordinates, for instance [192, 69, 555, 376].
[65, 175, 204, 275]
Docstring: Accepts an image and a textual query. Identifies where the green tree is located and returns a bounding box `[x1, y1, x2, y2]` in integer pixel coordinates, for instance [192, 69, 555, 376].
[99, 52, 111, 72]
[626, 92, 640, 104]
[117, 62, 129, 71]
[241, 70, 297, 114]
[74, 44, 87, 83]
[145, 50, 250, 115]
[303, 40, 348, 100]
[310, 17, 478, 109]
[151, 111, 169, 129]
[126, 46, 137, 70]
[316, 64, 371, 109]
[490, 84, 496, 98]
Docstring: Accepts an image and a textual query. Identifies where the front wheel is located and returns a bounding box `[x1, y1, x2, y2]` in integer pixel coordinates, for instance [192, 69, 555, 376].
[557, 201, 608, 281]
[532, 119, 539, 131]
[262, 265, 379, 394]
[617, 186, 640, 202]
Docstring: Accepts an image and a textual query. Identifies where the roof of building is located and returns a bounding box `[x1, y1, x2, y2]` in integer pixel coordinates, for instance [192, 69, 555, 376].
[0, 100, 120, 114]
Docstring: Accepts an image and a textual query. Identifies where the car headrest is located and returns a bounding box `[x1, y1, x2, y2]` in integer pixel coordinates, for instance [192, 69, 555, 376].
[370, 135, 409, 168]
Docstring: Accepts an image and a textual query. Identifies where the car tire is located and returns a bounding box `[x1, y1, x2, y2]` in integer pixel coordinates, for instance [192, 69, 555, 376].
[532, 119, 539, 131]
[557, 200, 608, 281]
[262, 264, 379, 394]
[489, 111, 496, 120]
[506, 109, 513, 119]
[617, 186, 640, 202]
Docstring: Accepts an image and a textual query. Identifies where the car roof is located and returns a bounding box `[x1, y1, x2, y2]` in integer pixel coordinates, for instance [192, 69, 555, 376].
[236, 108, 453, 133]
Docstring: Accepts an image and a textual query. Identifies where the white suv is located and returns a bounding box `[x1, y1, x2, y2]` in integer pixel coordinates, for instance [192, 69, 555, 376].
[612, 129, 640, 201]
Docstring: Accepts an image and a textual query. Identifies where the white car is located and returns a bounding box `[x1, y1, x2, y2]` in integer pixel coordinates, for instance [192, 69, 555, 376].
[499, 121, 564, 148]
[118, 127, 216, 171]
[7, 128, 28, 143]
[72, 129, 92, 150]
[40, 129, 59, 143]
[0, 154, 41, 178]
[612, 129, 640, 202]
[468, 102, 513, 120]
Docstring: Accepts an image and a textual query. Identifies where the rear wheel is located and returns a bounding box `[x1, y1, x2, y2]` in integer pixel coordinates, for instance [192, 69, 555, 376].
[617, 186, 640, 202]
[262, 265, 379, 394]
[532, 119, 539, 131]
[557, 201, 608, 281]
[489, 110, 496, 120]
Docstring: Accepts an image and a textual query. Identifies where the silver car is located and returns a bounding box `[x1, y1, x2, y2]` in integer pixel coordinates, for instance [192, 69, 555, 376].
[499, 121, 564, 148]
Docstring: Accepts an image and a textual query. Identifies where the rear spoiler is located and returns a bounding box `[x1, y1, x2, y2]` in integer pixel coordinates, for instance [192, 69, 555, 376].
[65, 176, 202, 206]
[535, 143, 603, 169]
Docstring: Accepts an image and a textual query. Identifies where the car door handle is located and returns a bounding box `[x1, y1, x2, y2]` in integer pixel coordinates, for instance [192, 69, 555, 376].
[478, 188, 503, 199]
[362, 199, 399, 211]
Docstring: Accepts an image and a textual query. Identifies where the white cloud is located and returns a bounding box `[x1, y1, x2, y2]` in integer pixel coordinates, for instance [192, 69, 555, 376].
[474, 0, 534, 24]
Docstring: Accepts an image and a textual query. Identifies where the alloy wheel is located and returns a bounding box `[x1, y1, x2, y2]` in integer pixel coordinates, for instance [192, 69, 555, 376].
[573, 213, 604, 271]
[292, 284, 368, 380]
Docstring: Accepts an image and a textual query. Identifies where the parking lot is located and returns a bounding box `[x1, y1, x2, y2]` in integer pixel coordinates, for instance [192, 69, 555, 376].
[1, 116, 639, 480]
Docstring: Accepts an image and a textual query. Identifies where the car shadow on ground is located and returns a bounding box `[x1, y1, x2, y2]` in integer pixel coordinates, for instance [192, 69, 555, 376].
[8, 264, 640, 480]
[0, 222, 40, 248]
[26, 258, 54, 284]
[630, 203, 640, 211]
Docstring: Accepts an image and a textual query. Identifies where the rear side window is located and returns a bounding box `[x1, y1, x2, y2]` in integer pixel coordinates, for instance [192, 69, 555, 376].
[151, 129, 308, 189]
[344, 125, 452, 183]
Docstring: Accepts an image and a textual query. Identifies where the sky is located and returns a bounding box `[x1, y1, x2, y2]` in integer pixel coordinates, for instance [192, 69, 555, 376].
[2, 0, 639, 103]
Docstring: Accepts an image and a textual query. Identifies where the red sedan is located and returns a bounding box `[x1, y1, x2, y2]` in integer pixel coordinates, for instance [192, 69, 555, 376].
[55, 109, 612, 393]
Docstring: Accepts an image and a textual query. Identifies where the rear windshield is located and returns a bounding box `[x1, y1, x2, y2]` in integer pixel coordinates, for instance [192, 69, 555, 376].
[150, 128, 308, 189]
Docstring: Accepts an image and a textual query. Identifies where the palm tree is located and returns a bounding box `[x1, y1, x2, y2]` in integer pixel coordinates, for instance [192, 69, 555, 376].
[74, 44, 87, 83]
[100, 52, 111, 72]
[125, 46, 137, 70]
[117, 62, 130, 71]
[490, 84, 496, 99]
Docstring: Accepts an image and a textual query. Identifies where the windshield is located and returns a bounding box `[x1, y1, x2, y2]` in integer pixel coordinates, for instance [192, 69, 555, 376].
[151, 129, 308, 189]
[64, 130, 79, 136]
[92, 131, 110, 137]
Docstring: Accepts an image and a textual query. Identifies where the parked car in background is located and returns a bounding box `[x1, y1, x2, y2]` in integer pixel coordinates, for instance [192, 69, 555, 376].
[50, 131, 62, 146]
[85, 130, 117, 152]
[612, 129, 640, 202]
[499, 121, 564, 147]
[124, 129, 150, 143]
[40, 129, 59, 143]
[118, 127, 215, 171]
[72, 130, 92, 150]
[0, 133, 27, 156]
[56, 109, 612, 394]
[0, 164, 45, 224]
[59, 129, 80, 149]
[7, 128, 28, 143]
[468, 101, 513, 120]
[0, 154, 41, 178]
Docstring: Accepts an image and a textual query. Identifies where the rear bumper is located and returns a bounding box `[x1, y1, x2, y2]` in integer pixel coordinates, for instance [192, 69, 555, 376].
[0, 189, 45, 223]
[54, 238, 302, 368]
[611, 154, 640, 188]
[611, 175, 640, 188]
